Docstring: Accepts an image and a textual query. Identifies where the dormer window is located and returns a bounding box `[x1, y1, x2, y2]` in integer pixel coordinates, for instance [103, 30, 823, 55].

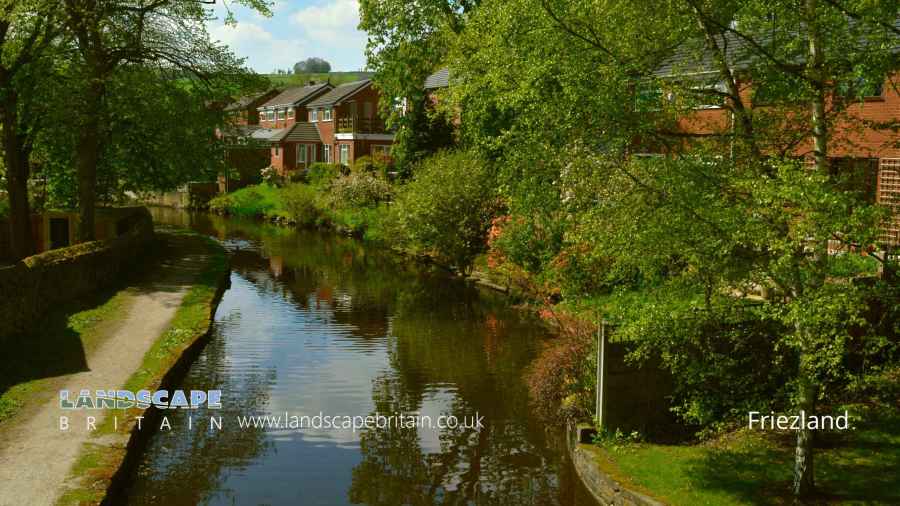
[311, 109, 318, 122]
[323, 108, 332, 121]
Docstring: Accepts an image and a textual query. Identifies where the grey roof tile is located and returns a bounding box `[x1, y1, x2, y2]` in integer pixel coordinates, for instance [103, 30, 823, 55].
[424, 68, 450, 89]
[261, 83, 333, 109]
[306, 79, 372, 107]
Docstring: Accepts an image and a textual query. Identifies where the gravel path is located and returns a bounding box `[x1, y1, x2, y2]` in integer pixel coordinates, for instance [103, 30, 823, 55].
[0, 233, 212, 506]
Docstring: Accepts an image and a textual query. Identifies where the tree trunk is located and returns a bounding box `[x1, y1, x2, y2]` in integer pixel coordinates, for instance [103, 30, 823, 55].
[2, 91, 34, 260]
[793, 373, 816, 496]
[76, 80, 103, 243]
[792, 0, 827, 497]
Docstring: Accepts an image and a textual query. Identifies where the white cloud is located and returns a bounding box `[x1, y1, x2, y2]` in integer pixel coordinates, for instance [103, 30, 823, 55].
[289, 0, 366, 49]
[211, 22, 308, 73]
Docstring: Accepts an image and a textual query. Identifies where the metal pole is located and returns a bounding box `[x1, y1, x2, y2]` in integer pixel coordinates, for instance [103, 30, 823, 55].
[596, 318, 606, 430]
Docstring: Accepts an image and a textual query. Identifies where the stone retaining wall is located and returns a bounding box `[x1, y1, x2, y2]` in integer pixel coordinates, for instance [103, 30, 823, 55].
[0, 207, 155, 339]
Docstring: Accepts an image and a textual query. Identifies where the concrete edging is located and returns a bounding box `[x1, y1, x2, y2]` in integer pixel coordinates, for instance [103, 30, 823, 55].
[569, 426, 666, 506]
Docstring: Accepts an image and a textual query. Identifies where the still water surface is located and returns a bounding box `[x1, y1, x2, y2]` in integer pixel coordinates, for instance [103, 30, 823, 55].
[123, 208, 596, 505]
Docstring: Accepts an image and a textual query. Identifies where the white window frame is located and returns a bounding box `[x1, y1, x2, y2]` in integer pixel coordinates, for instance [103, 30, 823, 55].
[287, 108, 294, 119]
[323, 108, 332, 121]
[324, 144, 332, 163]
[310, 109, 318, 122]
[297, 144, 306, 164]
[268, 110, 275, 121]
[277, 109, 286, 120]
[339, 144, 349, 165]
[310, 144, 317, 163]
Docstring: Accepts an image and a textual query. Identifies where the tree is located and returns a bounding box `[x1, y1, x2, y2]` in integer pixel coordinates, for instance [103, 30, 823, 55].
[61, 0, 269, 242]
[293, 57, 331, 74]
[0, 0, 60, 260]
[445, 0, 899, 497]
[359, 0, 478, 170]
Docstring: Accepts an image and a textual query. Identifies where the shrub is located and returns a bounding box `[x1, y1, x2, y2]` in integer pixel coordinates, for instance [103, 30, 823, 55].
[326, 172, 392, 208]
[350, 155, 376, 174]
[208, 184, 283, 218]
[281, 183, 321, 226]
[389, 149, 502, 274]
[260, 166, 281, 186]
[307, 162, 343, 187]
[525, 328, 594, 422]
[0, 198, 8, 219]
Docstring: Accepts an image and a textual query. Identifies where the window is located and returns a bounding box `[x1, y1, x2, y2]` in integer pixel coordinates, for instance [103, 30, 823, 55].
[691, 81, 728, 109]
[323, 144, 332, 163]
[274, 146, 280, 157]
[311, 109, 318, 122]
[339, 144, 349, 165]
[310, 144, 317, 163]
[278, 109, 286, 120]
[288, 108, 294, 119]
[372, 144, 391, 157]
[323, 108, 332, 121]
[268, 110, 275, 121]
[297, 144, 306, 164]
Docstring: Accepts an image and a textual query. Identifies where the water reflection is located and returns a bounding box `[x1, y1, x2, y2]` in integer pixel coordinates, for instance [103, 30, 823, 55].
[123, 208, 595, 505]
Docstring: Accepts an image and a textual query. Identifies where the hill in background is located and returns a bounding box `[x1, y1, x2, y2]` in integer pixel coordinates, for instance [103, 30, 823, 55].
[266, 71, 374, 88]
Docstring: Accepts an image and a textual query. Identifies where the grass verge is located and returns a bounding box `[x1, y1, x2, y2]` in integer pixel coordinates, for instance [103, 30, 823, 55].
[56, 231, 229, 506]
[587, 403, 900, 505]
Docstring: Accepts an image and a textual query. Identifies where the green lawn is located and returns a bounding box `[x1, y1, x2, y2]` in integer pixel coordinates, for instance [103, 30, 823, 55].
[592, 404, 900, 505]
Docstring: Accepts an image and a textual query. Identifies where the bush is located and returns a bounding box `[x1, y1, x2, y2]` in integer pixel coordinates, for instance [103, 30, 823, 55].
[326, 172, 392, 208]
[307, 163, 343, 187]
[281, 183, 321, 226]
[260, 166, 281, 186]
[350, 155, 376, 174]
[208, 184, 283, 218]
[0, 198, 8, 219]
[389, 150, 502, 273]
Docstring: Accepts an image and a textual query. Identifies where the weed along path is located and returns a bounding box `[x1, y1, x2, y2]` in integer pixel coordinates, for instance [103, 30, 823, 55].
[0, 231, 224, 506]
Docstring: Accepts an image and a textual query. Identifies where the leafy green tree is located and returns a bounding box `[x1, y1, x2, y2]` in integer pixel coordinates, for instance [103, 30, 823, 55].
[444, 0, 899, 497]
[389, 149, 501, 274]
[359, 0, 476, 171]
[61, 0, 269, 242]
[0, 0, 60, 260]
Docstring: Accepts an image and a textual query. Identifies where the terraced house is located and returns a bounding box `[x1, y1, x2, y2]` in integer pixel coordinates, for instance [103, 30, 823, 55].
[252, 79, 395, 176]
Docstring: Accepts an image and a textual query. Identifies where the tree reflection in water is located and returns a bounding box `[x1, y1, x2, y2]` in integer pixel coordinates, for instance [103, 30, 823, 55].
[130, 209, 595, 506]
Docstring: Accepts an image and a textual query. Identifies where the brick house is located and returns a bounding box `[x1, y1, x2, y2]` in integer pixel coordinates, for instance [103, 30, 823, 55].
[648, 40, 900, 246]
[218, 89, 281, 192]
[252, 79, 395, 176]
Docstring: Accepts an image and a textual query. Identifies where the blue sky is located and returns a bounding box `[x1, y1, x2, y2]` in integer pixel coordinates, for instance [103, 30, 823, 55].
[208, 0, 368, 73]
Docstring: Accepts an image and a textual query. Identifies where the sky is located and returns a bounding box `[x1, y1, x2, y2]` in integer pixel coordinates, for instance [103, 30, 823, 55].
[208, 0, 369, 73]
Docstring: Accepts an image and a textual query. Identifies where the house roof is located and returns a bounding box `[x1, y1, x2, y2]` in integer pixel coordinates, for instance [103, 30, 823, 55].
[224, 90, 278, 111]
[281, 122, 323, 143]
[424, 68, 450, 89]
[219, 124, 263, 138]
[306, 79, 372, 107]
[655, 19, 900, 78]
[260, 83, 333, 109]
[250, 128, 286, 142]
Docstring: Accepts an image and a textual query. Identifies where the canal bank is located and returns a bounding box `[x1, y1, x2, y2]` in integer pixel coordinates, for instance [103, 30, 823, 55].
[0, 231, 229, 506]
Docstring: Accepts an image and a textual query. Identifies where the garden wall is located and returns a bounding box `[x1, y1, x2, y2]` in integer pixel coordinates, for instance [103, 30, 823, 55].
[0, 207, 155, 339]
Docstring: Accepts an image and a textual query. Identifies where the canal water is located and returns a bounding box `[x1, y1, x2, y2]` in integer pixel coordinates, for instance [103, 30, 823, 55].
[123, 208, 596, 505]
